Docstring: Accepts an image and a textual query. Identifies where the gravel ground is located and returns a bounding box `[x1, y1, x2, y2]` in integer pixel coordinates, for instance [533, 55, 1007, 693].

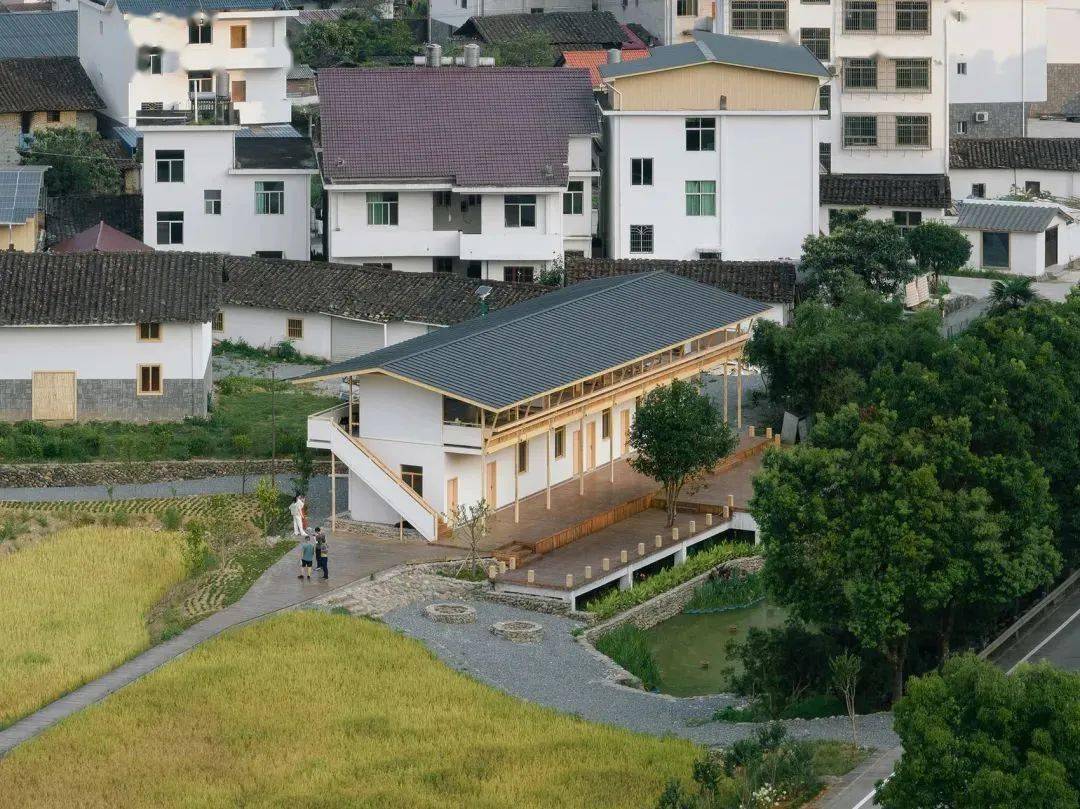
[382, 598, 899, 748]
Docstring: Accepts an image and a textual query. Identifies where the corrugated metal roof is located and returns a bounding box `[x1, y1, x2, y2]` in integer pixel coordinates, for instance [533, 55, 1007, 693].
[599, 30, 829, 81]
[955, 201, 1068, 233]
[0, 11, 76, 59]
[299, 272, 770, 409]
[237, 123, 303, 138]
[114, 0, 283, 15]
[0, 165, 46, 224]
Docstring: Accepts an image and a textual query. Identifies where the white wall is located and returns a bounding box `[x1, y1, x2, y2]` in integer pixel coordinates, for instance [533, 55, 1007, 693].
[1048, 0, 1080, 63]
[948, 0, 1047, 105]
[142, 126, 312, 259]
[950, 168, 1080, 201]
[820, 204, 945, 234]
[962, 228, 1043, 276]
[217, 305, 332, 358]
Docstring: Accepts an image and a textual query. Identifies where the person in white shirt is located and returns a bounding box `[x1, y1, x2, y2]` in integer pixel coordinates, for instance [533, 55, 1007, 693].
[288, 495, 306, 536]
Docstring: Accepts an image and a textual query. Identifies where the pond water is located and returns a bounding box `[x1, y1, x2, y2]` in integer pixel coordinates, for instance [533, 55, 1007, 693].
[642, 600, 788, 697]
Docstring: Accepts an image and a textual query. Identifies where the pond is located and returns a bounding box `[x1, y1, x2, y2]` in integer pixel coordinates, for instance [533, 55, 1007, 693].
[642, 600, 788, 697]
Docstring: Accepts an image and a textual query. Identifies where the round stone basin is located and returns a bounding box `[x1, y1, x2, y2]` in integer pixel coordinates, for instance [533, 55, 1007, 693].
[490, 619, 543, 643]
[424, 603, 477, 624]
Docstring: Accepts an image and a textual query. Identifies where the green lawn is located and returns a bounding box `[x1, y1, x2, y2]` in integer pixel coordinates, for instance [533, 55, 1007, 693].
[0, 376, 338, 463]
[0, 613, 702, 808]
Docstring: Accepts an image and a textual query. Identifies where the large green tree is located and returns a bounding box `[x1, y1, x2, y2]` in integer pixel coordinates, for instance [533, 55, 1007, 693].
[906, 220, 971, 277]
[629, 378, 738, 526]
[291, 13, 416, 68]
[802, 216, 916, 302]
[21, 128, 122, 196]
[879, 655, 1080, 809]
[495, 30, 556, 66]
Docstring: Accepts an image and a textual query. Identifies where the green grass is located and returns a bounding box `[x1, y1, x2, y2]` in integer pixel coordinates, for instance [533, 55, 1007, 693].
[0, 376, 338, 463]
[808, 740, 869, 777]
[213, 337, 327, 366]
[581, 542, 755, 621]
[942, 267, 1015, 281]
[683, 571, 765, 613]
[712, 693, 846, 723]
[0, 613, 703, 808]
[594, 624, 662, 691]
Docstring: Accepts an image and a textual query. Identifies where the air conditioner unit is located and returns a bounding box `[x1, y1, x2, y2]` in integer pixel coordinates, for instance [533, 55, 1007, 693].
[974, 111, 990, 123]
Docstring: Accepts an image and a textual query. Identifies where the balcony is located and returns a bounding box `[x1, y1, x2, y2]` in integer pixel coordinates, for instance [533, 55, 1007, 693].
[840, 0, 931, 36]
[443, 422, 482, 452]
[329, 228, 460, 259]
[433, 192, 481, 235]
[135, 96, 238, 127]
[460, 231, 562, 262]
[180, 46, 291, 72]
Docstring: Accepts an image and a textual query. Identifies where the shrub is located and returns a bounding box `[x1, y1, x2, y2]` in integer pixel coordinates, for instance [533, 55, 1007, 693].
[684, 571, 765, 613]
[595, 624, 661, 691]
[110, 509, 131, 527]
[12, 434, 43, 459]
[160, 506, 183, 532]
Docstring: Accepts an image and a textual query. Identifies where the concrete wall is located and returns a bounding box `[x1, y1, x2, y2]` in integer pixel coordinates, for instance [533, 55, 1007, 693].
[950, 168, 1080, 201]
[950, 102, 1027, 138]
[958, 222, 1077, 277]
[0, 110, 96, 164]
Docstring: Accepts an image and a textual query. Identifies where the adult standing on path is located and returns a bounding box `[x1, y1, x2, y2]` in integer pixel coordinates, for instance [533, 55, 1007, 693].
[314, 529, 329, 580]
[298, 535, 315, 580]
[289, 495, 306, 536]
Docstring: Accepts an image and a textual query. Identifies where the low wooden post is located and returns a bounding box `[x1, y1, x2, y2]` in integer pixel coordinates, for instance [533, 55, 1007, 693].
[498, 560, 507, 574]
[584, 565, 592, 580]
[727, 494, 735, 509]
[620, 549, 628, 564]
[602, 557, 610, 571]
[765, 426, 773, 440]
[706, 512, 713, 527]
[637, 542, 645, 556]
[565, 573, 574, 588]
[748, 425, 755, 438]
[689, 520, 696, 535]
[671, 526, 679, 541]
[655, 534, 662, 548]
[723, 505, 731, 520]
[527, 569, 535, 583]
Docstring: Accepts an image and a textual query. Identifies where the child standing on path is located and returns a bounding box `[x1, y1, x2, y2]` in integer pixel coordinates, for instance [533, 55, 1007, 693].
[298, 535, 315, 580]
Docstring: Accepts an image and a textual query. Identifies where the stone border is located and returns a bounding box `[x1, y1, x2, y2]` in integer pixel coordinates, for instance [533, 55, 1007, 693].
[491, 619, 544, 643]
[425, 603, 477, 624]
[0, 458, 330, 489]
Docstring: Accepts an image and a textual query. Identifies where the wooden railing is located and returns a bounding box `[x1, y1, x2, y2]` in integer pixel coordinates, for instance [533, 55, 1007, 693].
[533, 491, 657, 556]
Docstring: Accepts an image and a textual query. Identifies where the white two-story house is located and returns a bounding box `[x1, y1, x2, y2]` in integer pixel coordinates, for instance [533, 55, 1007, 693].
[61, 0, 296, 126]
[318, 65, 601, 281]
[600, 31, 826, 261]
[141, 123, 316, 259]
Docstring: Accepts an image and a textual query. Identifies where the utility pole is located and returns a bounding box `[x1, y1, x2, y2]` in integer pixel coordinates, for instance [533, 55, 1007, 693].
[270, 366, 277, 488]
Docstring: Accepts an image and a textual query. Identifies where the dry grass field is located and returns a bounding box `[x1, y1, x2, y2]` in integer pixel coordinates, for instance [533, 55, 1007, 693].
[0, 612, 701, 809]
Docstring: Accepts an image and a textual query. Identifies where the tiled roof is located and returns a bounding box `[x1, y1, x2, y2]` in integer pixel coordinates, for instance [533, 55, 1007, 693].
[0, 252, 221, 326]
[318, 67, 599, 187]
[455, 12, 628, 48]
[0, 165, 46, 224]
[820, 173, 952, 208]
[565, 257, 796, 304]
[99, 138, 139, 170]
[45, 193, 143, 244]
[112, 0, 284, 15]
[0, 11, 76, 59]
[561, 49, 648, 89]
[0, 57, 102, 113]
[955, 200, 1071, 233]
[236, 124, 303, 138]
[624, 22, 659, 46]
[619, 23, 647, 50]
[234, 137, 317, 170]
[51, 221, 152, 254]
[222, 257, 552, 324]
[294, 8, 346, 24]
[950, 138, 1080, 171]
[287, 64, 316, 80]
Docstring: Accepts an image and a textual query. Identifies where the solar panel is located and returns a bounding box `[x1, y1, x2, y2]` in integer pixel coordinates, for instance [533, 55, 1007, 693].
[0, 167, 47, 225]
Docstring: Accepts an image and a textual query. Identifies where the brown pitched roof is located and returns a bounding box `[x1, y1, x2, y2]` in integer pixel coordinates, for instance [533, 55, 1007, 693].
[0, 252, 220, 325]
[45, 193, 143, 244]
[950, 137, 1080, 171]
[317, 67, 600, 186]
[222, 257, 553, 324]
[565, 257, 796, 304]
[819, 173, 952, 208]
[0, 57, 101, 112]
[51, 221, 152, 254]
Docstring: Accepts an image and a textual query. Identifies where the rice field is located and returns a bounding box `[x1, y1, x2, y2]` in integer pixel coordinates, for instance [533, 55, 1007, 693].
[0, 612, 702, 809]
[0, 526, 187, 728]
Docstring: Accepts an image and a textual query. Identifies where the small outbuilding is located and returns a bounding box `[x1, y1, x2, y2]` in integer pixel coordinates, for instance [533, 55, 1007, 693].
[954, 200, 1077, 276]
[51, 220, 151, 254]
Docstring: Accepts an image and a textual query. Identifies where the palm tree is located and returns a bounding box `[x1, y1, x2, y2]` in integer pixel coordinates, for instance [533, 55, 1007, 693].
[988, 277, 1038, 313]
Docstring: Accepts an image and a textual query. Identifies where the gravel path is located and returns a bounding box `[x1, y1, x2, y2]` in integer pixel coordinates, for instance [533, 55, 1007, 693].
[382, 598, 899, 748]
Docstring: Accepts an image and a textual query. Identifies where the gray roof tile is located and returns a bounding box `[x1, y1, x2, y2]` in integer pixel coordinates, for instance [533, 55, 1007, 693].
[113, 0, 283, 15]
[454, 11, 627, 47]
[955, 201, 1069, 233]
[820, 173, 952, 208]
[950, 138, 1080, 171]
[0, 11, 76, 59]
[0, 57, 102, 113]
[234, 137, 317, 170]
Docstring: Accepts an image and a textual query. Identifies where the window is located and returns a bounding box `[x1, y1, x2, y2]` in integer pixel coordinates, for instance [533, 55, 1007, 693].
[844, 58, 877, 89]
[156, 211, 183, 245]
[801, 28, 829, 62]
[504, 194, 536, 227]
[730, 0, 787, 30]
[685, 181, 716, 216]
[366, 191, 398, 225]
[434, 190, 451, 207]
[844, 0, 877, 32]
[896, 0, 929, 32]
[957, 62, 967, 76]
[982, 232, 1009, 268]
[188, 19, 212, 43]
[894, 58, 930, 90]
[212, 311, 224, 331]
[956, 120, 969, 135]
[971, 183, 986, 199]
[517, 441, 528, 473]
[631, 158, 653, 186]
[187, 71, 212, 95]
[819, 142, 832, 173]
[400, 464, 423, 496]
[204, 189, 221, 215]
[137, 322, 161, 341]
[255, 181, 285, 215]
[155, 149, 184, 183]
[504, 266, 535, 283]
[230, 25, 247, 48]
[629, 224, 653, 253]
[843, 115, 877, 147]
[255, 251, 283, 258]
[147, 49, 162, 74]
[466, 261, 481, 279]
[685, 117, 715, 151]
[892, 210, 922, 235]
[554, 426, 566, 458]
[1025, 180, 1042, 195]
[46, 111, 61, 123]
[676, 0, 697, 15]
[434, 257, 453, 273]
[231, 80, 246, 103]
[601, 409, 611, 439]
[896, 114, 930, 147]
[286, 318, 304, 339]
[138, 365, 162, 395]
[460, 0, 466, 7]
[819, 84, 831, 117]
[563, 180, 584, 215]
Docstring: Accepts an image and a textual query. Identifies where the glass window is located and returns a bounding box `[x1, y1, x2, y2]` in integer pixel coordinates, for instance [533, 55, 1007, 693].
[982, 232, 1009, 268]
[676, 0, 697, 14]
[844, 0, 877, 32]
[212, 311, 224, 331]
[601, 409, 611, 439]
[137, 364, 162, 395]
[957, 62, 967, 76]
[629, 224, 653, 253]
[517, 441, 528, 473]
[844, 58, 878, 89]
[685, 181, 716, 216]
[504, 194, 536, 227]
[894, 58, 930, 90]
[800, 27, 829, 62]
[892, 210, 922, 235]
[187, 71, 213, 95]
[188, 19, 212, 43]
[843, 115, 877, 147]
[504, 266, 535, 283]
[563, 180, 584, 215]
[204, 189, 221, 215]
[896, 115, 930, 147]
[819, 84, 831, 117]
[156, 211, 183, 245]
[149, 51, 161, 75]
[256, 181, 285, 215]
[434, 257, 453, 273]
[137, 322, 161, 341]
[287, 318, 304, 339]
[631, 158, 653, 186]
[956, 120, 969, 135]
[896, 0, 929, 32]
[730, 0, 787, 30]
[1025, 180, 1042, 195]
[400, 464, 423, 496]
[554, 426, 566, 458]
[685, 117, 715, 151]
[971, 183, 986, 198]
[366, 191, 398, 225]
[819, 142, 832, 173]
[155, 149, 184, 183]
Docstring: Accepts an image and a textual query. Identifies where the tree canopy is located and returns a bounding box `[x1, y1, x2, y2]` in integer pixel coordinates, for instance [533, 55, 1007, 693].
[494, 30, 556, 66]
[290, 13, 416, 68]
[879, 655, 1080, 809]
[906, 220, 971, 276]
[802, 216, 915, 302]
[21, 128, 122, 196]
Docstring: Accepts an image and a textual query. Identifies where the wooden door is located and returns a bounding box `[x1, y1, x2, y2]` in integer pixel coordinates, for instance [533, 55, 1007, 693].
[586, 422, 596, 469]
[485, 461, 497, 507]
[230, 25, 247, 48]
[446, 477, 458, 514]
[31, 371, 76, 421]
[572, 431, 582, 475]
[230, 80, 246, 102]
[1046, 226, 1059, 267]
[620, 410, 631, 456]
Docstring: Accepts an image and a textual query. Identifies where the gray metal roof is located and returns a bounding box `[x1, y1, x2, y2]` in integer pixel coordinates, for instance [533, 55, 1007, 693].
[955, 201, 1070, 233]
[0, 165, 47, 224]
[114, 0, 284, 14]
[0, 11, 77, 59]
[599, 29, 828, 81]
[299, 271, 770, 410]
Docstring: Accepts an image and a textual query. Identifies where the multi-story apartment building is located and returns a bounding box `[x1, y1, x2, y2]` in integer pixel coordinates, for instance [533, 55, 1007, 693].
[60, 0, 296, 127]
[318, 64, 600, 281]
[600, 31, 826, 261]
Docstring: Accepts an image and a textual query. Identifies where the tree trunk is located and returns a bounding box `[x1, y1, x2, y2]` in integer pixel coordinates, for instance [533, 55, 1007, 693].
[884, 637, 908, 706]
[665, 482, 681, 527]
[938, 604, 956, 664]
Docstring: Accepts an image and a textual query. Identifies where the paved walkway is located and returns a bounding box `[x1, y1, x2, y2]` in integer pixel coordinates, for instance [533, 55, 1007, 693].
[0, 534, 463, 757]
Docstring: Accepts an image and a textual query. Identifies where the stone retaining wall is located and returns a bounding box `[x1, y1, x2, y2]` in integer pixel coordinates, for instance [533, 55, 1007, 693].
[0, 458, 331, 488]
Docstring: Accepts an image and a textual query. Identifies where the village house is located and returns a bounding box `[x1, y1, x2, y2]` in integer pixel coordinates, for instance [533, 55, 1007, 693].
[819, 172, 952, 233]
[0, 165, 48, 252]
[599, 31, 826, 262]
[953, 199, 1078, 276]
[0, 252, 219, 422]
[950, 138, 1080, 202]
[318, 64, 600, 279]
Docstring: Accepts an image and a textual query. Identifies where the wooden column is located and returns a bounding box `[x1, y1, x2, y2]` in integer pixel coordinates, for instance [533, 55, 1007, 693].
[545, 425, 552, 510]
[723, 363, 729, 423]
[609, 394, 615, 484]
[513, 441, 520, 523]
[480, 434, 487, 509]
[578, 410, 585, 496]
[330, 452, 337, 533]
[736, 359, 743, 430]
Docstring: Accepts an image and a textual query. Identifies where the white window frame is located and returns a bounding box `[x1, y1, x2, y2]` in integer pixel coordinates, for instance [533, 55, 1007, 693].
[255, 181, 285, 215]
